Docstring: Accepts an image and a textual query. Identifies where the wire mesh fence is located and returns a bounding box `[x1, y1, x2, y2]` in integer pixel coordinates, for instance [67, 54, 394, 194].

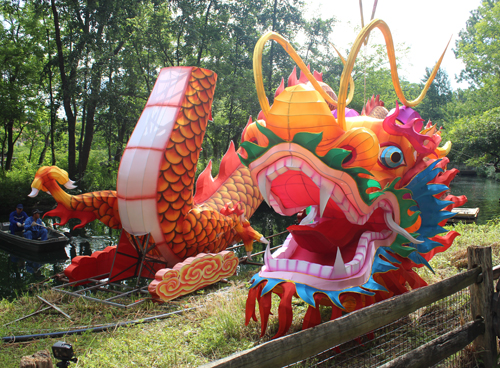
[288, 287, 477, 368]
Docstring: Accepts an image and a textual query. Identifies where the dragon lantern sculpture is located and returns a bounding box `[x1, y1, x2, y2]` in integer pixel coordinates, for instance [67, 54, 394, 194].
[28, 19, 465, 338]
[241, 19, 466, 338]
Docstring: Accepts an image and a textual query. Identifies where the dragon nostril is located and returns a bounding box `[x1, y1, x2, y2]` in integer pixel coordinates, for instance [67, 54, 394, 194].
[342, 152, 353, 165]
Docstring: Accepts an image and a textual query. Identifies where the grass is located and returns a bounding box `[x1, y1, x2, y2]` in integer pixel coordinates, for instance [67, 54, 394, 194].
[1, 221, 500, 367]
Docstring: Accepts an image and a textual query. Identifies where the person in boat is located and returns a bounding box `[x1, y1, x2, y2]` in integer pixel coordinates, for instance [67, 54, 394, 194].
[9, 204, 28, 235]
[23, 209, 48, 241]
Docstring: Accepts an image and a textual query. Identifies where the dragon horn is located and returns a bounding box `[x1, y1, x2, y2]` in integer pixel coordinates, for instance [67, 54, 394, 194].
[329, 42, 355, 107]
[253, 32, 338, 120]
[337, 19, 450, 130]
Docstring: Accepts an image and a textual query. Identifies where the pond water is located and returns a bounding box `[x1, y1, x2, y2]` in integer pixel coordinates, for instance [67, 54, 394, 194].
[1, 176, 499, 300]
[449, 176, 500, 225]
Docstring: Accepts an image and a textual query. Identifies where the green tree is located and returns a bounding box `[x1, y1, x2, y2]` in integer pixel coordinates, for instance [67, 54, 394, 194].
[455, 0, 500, 113]
[444, 107, 500, 169]
[0, 0, 45, 171]
[417, 67, 452, 126]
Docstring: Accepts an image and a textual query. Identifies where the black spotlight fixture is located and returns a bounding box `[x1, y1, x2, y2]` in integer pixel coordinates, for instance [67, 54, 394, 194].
[52, 341, 77, 367]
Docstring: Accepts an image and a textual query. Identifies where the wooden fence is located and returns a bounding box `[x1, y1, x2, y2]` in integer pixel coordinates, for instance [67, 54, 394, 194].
[203, 246, 500, 368]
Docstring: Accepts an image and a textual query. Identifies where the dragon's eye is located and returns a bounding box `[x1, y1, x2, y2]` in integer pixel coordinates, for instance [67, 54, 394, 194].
[380, 146, 405, 168]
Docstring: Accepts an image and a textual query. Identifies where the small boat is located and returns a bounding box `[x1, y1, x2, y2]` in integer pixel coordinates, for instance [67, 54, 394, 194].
[447, 208, 480, 224]
[0, 222, 70, 253]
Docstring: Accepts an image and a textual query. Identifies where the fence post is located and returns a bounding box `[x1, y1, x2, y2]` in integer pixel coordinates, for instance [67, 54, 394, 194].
[468, 246, 497, 367]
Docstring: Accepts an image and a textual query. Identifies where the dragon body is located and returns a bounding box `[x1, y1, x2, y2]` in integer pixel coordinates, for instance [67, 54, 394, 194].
[240, 22, 466, 338]
[30, 67, 265, 298]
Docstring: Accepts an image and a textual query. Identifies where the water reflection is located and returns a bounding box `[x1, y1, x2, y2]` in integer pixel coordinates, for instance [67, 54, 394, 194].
[449, 176, 500, 224]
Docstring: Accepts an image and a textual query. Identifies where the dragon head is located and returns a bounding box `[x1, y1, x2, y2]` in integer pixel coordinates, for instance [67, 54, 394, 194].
[241, 21, 465, 338]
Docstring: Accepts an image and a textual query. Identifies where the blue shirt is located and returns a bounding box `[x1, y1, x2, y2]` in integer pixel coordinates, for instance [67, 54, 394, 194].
[9, 210, 28, 227]
[24, 217, 44, 232]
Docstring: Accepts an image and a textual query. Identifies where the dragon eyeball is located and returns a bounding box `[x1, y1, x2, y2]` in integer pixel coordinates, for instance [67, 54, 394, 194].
[380, 146, 405, 168]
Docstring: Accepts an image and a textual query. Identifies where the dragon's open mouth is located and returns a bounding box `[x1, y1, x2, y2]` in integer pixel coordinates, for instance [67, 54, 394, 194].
[251, 145, 421, 291]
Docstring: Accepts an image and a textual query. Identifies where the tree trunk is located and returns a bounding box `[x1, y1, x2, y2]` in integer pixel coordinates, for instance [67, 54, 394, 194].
[46, 27, 56, 165]
[196, 0, 214, 66]
[51, 0, 76, 177]
[4, 120, 14, 170]
[77, 65, 101, 178]
[38, 132, 50, 165]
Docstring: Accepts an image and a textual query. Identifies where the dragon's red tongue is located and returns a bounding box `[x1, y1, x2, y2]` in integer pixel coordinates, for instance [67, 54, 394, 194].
[288, 218, 363, 254]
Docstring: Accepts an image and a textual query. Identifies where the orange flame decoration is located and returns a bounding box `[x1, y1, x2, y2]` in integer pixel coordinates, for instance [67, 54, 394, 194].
[148, 251, 238, 301]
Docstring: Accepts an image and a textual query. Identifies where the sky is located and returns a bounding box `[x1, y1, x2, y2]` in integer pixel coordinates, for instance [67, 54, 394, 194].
[304, 0, 482, 90]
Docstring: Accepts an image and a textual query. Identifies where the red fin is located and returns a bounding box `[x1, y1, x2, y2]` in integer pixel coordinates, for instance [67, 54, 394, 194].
[273, 282, 296, 338]
[259, 289, 273, 337]
[274, 78, 285, 98]
[287, 66, 298, 87]
[361, 95, 385, 116]
[298, 64, 310, 84]
[313, 70, 323, 82]
[302, 293, 324, 330]
[421, 231, 460, 262]
[193, 141, 245, 204]
[245, 285, 259, 325]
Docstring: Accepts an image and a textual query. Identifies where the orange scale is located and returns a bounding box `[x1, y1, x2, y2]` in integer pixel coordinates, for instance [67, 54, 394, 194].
[160, 220, 177, 234]
[194, 135, 203, 147]
[194, 104, 206, 118]
[165, 208, 181, 222]
[185, 139, 198, 153]
[181, 174, 193, 187]
[196, 231, 207, 243]
[182, 157, 194, 172]
[169, 129, 186, 144]
[179, 124, 195, 139]
[174, 142, 191, 157]
[170, 179, 186, 193]
[224, 183, 237, 192]
[184, 107, 200, 122]
[193, 221, 203, 235]
[165, 149, 183, 165]
[171, 163, 187, 177]
[162, 230, 175, 244]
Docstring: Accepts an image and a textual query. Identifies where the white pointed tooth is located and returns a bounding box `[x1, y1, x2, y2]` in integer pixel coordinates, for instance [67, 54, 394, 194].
[384, 211, 424, 244]
[259, 236, 269, 245]
[264, 244, 277, 269]
[258, 174, 272, 207]
[333, 247, 347, 277]
[319, 180, 335, 218]
[46, 191, 52, 196]
[64, 180, 77, 189]
[28, 188, 39, 198]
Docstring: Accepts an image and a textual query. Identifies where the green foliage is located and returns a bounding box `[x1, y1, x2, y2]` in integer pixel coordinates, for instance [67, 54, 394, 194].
[444, 107, 500, 169]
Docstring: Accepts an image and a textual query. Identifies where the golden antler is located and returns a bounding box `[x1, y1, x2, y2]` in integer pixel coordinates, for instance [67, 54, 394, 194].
[337, 19, 450, 129]
[253, 32, 338, 119]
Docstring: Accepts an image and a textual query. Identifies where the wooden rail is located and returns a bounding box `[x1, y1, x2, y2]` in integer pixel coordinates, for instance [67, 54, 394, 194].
[202, 266, 482, 368]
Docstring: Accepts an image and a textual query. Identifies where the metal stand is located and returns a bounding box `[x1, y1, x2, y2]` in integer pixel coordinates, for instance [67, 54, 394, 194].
[52, 233, 167, 308]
